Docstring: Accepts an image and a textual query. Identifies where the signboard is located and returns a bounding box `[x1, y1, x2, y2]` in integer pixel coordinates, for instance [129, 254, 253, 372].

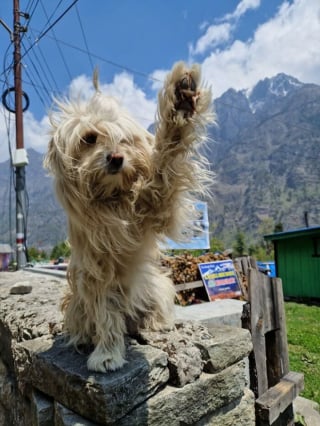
[198, 260, 241, 301]
[165, 201, 210, 250]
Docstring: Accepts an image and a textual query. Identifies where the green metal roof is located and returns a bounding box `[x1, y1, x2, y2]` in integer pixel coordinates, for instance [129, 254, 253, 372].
[264, 226, 320, 241]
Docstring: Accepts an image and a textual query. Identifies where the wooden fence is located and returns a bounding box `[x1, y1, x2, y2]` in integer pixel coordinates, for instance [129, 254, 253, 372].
[234, 256, 304, 426]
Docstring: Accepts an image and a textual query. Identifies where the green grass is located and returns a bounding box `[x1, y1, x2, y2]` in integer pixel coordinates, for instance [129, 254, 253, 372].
[285, 302, 320, 405]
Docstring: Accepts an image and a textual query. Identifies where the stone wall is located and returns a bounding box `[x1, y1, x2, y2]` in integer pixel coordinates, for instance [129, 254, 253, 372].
[0, 271, 255, 425]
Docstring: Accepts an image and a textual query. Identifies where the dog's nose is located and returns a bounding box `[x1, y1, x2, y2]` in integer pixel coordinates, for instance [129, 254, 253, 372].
[106, 153, 124, 174]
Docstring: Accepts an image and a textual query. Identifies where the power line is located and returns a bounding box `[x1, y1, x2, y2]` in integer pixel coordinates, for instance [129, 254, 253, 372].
[75, 3, 94, 72]
[39, 0, 72, 81]
[26, 29, 60, 93]
[27, 29, 163, 83]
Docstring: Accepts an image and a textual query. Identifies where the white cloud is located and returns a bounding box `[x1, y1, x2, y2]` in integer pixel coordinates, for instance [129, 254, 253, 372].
[190, 23, 232, 56]
[0, 107, 50, 163]
[68, 72, 157, 127]
[225, 0, 261, 21]
[149, 69, 169, 92]
[189, 0, 261, 57]
[23, 112, 50, 153]
[0, 72, 157, 162]
[200, 0, 320, 98]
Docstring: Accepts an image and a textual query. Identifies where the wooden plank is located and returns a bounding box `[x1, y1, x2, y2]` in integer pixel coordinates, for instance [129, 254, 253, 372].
[266, 330, 283, 388]
[249, 256, 257, 269]
[174, 280, 204, 292]
[256, 371, 304, 424]
[271, 277, 290, 376]
[249, 267, 269, 396]
[242, 302, 259, 398]
[261, 272, 276, 334]
[241, 256, 250, 277]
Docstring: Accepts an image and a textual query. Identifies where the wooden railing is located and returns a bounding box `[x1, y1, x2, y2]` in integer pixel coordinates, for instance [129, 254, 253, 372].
[234, 256, 304, 426]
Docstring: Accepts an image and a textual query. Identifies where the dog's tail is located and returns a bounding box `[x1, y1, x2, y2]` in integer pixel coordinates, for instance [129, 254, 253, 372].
[93, 67, 100, 93]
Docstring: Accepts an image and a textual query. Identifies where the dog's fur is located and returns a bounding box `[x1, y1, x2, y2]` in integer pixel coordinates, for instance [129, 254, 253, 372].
[44, 62, 214, 372]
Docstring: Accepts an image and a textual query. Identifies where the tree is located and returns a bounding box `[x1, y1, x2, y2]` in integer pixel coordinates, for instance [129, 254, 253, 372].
[27, 246, 47, 262]
[274, 222, 283, 233]
[233, 231, 246, 257]
[210, 236, 225, 253]
[50, 241, 71, 260]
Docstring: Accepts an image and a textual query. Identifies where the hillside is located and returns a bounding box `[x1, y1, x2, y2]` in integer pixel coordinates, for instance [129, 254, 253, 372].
[0, 73, 320, 251]
[0, 149, 66, 252]
[208, 73, 320, 244]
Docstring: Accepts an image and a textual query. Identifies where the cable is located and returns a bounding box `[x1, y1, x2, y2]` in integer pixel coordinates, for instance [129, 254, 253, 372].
[39, 0, 72, 80]
[75, 3, 94, 72]
[24, 0, 80, 56]
[25, 29, 163, 83]
[26, 29, 60, 93]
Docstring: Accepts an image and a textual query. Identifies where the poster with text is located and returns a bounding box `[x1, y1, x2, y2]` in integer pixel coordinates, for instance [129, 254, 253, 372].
[198, 260, 241, 301]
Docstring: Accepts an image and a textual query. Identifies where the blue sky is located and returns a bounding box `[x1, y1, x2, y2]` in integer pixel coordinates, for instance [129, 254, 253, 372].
[0, 0, 319, 161]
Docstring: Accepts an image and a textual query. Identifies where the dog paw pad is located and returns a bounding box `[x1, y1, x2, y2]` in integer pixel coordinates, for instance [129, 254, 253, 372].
[174, 73, 199, 117]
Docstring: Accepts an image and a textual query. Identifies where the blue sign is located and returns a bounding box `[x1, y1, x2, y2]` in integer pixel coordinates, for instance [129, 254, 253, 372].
[257, 261, 276, 277]
[198, 260, 241, 301]
[165, 201, 210, 250]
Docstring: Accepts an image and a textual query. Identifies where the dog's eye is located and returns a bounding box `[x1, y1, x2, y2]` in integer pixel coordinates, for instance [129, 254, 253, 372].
[82, 133, 97, 145]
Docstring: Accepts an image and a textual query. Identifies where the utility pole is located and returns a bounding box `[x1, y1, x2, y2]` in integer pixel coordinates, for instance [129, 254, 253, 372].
[1, 1, 29, 269]
[11, 0, 28, 270]
[12, 0, 29, 269]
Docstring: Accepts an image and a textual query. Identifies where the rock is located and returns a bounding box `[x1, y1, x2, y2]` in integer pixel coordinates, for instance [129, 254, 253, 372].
[138, 323, 203, 387]
[14, 336, 169, 424]
[10, 282, 33, 294]
[30, 389, 54, 426]
[55, 402, 98, 426]
[195, 388, 255, 425]
[139, 321, 252, 385]
[117, 360, 247, 426]
[0, 270, 255, 425]
[197, 324, 253, 373]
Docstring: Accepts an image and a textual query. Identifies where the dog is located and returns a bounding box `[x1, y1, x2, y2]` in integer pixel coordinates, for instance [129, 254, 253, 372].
[44, 62, 214, 372]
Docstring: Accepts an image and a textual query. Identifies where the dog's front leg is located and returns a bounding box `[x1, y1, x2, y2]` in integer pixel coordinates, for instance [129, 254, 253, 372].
[86, 291, 127, 372]
[140, 62, 214, 237]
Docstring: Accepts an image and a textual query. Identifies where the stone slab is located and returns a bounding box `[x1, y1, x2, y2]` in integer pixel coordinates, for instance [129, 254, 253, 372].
[139, 322, 252, 380]
[55, 402, 98, 426]
[175, 299, 246, 328]
[117, 360, 247, 426]
[14, 336, 169, 424]
[31, 389, 54, 426]
[195, 388, 255, 426]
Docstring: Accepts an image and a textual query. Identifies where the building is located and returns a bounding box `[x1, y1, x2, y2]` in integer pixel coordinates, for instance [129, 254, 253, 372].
[0, 244, 13, 271]
[264, 226, 320, 299]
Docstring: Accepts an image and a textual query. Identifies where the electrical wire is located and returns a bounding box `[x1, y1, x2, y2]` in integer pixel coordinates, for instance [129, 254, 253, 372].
[75, 3, 94, 72]
[22, 0, 80, 59]
[39, 0, 72, 81]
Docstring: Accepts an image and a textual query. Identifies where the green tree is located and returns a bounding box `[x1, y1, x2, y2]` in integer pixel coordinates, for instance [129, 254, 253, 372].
[50, 241, 71, 260]
[210, 236, 225, 253]
[274, 222, 283, 233]
[233, 231, 246, 257]
[27, 246, 48, 262]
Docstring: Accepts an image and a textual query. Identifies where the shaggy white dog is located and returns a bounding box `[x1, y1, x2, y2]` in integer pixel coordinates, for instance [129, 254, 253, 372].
[44, 62, 214, 372]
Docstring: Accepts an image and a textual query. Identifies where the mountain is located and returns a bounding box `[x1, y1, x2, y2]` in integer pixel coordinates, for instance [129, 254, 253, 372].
[0, 73, 320, 251]
[208, 73, 320, 244]
[0, 149, 67, 253]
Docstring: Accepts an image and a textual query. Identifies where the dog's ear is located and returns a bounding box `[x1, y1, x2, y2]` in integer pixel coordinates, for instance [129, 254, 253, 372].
[93, 67, 100, 93]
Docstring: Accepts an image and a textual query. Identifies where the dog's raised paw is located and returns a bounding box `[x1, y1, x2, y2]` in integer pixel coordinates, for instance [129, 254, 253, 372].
[174, 72, 200, 117]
